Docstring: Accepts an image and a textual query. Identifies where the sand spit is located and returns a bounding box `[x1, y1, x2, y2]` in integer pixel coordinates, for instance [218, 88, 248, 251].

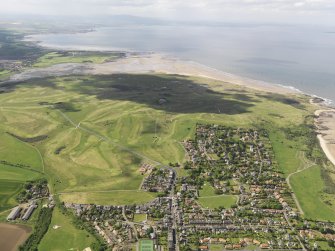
[7, 53, 297, 95]
[315, 109, 335, 166]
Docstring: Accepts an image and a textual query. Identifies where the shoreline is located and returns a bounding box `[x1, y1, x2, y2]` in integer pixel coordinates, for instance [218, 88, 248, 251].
[314, 109, 335, 167]
[24, 33, 335, 108]
[14, 33, 335, 166]
[7, 52, 301, 96]
[23, 32, 335, 108]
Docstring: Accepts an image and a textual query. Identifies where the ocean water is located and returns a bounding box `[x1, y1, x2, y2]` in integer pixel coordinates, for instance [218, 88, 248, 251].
[29, 24, 335, 103]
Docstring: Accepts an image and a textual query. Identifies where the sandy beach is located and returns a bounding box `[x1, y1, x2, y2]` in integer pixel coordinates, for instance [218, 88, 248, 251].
[7, 53, 298, 95]
[315, 109, 335, 166]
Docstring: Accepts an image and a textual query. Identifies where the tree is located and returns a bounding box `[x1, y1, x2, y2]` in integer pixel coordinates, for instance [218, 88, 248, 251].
[214, 189, 223, 195]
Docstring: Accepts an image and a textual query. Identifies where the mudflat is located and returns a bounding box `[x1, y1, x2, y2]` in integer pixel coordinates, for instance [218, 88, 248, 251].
[0, 223, 31, 251]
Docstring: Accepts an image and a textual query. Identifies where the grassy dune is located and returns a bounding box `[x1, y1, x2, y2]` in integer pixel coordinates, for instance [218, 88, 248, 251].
[0, 73, 333, 221]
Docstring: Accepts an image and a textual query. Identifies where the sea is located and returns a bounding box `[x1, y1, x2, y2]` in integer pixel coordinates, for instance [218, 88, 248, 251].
[27, 23, 335, 105]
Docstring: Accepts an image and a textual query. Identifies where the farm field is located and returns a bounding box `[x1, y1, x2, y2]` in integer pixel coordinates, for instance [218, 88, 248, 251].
[38, 208, 96, 251]
[0, 223, 31, 251]
[0, 73, 333, 223]
[0, 131, 43, 211]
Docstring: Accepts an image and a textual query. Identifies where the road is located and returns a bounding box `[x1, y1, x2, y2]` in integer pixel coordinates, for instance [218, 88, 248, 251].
[122, 206, 139, 241]
[284, 212, 307, 251]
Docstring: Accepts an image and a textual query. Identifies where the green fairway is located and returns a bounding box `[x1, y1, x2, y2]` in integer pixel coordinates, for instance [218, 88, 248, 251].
[33, 51, 122, 68]
[0, 164, 41, 181]
[0, 132, 44, 173]
[39, 208, 96, 251]
[198, 195, 238, 209]
[290, 165, 335, 221]
[59, 190, 157, 205]
[269, 130, 302, 177]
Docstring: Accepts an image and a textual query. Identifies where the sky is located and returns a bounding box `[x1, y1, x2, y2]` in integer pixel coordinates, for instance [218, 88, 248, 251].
[1, 0, 335, 25]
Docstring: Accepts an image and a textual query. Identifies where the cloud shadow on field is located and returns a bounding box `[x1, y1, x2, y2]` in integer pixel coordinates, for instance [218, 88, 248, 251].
[2, 74, 258, 115]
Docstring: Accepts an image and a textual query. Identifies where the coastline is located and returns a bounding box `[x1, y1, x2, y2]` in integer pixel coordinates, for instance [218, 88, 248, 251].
[13, 34, 335, 167]
[8, 52, 300, 95]
[24, 33, 335, 107]
[314, 108, 335, 167]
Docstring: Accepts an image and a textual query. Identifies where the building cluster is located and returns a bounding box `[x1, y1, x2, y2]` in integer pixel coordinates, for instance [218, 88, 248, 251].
[65, 203, 135, 250]
[65, 198, 173, 251]
[139, 162, 154, 175]
[65, 124, 335, 251]
[176, 124, 335, 250]
[7, 201, 37, 221]
[0, 60, 22, 72]
[141, 168, 175, 193]
[16, 179, 49, 203]
[7, 179, 52, 222]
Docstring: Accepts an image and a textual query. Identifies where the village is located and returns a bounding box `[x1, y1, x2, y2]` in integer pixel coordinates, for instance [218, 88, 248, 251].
[6, 179, 54, 222]
[60, 124, 335, 251]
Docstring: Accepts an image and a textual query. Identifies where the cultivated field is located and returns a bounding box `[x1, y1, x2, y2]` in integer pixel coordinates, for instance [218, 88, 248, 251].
[0, 223, 31, 251]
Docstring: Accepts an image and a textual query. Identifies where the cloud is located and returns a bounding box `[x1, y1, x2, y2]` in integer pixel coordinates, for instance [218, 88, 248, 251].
[1, 0, 335, 24]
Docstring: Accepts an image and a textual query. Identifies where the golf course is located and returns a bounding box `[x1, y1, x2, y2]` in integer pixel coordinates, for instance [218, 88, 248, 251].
[1, 71, 334, 249]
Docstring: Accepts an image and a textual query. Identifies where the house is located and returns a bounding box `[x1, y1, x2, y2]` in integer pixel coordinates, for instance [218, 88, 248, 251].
[260, 243, 270, 249]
